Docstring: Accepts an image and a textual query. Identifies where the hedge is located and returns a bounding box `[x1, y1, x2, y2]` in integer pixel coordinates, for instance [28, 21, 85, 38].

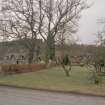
[0, 64, 46, 74]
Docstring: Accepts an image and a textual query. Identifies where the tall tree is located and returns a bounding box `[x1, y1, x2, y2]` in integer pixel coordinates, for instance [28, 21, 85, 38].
[96, 18, 105, 46]
[0, 0, 88, 63]
[0, 0, 40, 63]
[38, 0, 88, 61]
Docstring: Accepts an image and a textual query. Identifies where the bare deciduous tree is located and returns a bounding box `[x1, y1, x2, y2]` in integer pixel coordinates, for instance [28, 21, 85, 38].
[96, 18, 105, 46]
[0, 0, 88, 64]
[0, 0, 41, 63]
[38, 0, 88, 61]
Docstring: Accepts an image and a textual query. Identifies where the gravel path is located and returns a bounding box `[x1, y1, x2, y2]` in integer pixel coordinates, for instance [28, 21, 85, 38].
[0, 86, 105, 105]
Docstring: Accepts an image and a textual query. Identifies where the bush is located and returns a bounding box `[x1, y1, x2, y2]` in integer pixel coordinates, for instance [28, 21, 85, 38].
[1, 64, 46, 74]
[30, 64, 46, 71]
[90, 70, 103, 85]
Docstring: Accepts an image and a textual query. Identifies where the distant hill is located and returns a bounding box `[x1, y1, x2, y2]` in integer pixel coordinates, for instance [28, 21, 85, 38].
[0, 38, 43, 48]
[0, 39, 103, 63]
[0, 39, 44, 61]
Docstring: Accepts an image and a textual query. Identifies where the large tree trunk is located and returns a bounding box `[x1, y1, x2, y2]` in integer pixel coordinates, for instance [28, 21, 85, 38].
[45, 35, 55, 62]
[28, 49, 34, 64]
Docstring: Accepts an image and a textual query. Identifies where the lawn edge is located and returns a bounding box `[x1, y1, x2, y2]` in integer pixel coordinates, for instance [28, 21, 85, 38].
[0, 83, 105, 98]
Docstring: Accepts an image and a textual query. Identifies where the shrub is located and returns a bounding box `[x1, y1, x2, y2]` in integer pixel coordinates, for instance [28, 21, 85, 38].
[1, 64, 46, 74]
[90, 70, 103, 85]
[30, 64, 46, 71]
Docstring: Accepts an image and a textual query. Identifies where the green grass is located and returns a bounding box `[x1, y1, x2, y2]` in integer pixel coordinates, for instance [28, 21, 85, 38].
[0, 66, 105, 95]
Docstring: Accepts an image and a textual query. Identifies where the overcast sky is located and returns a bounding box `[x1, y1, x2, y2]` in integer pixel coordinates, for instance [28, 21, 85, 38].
[76, 0, 105, 44]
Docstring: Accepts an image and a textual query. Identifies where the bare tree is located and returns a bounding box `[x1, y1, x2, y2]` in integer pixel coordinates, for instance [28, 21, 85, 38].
[38, 0, 88, 61]
[96, 18, 105, 46]
[55, 25, 77, 77]
[0, 0, 41, 63]
[0, 0, 88, 63]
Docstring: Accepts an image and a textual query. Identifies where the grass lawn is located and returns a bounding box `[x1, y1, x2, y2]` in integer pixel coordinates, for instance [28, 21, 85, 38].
[0, 66, 105, 96]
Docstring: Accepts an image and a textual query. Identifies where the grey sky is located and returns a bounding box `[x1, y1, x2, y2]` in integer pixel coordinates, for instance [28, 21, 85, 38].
[77, 0, 105, 44]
